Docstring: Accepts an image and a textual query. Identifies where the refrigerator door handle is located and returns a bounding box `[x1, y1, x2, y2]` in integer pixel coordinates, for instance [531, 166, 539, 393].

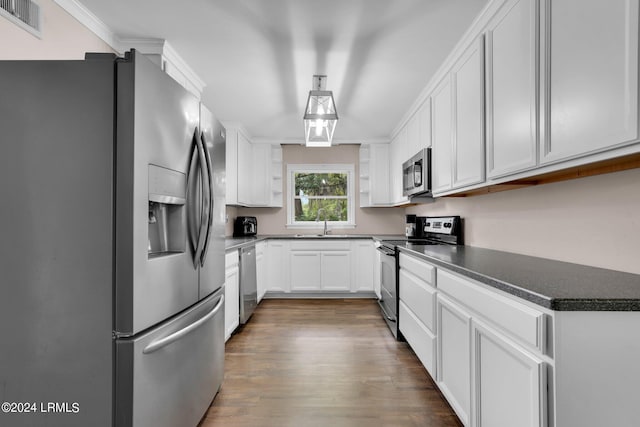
[187, 130, 200, 258]
[199, 131, 214, 267]
[192, 127, 211, 268]
[142, 294, 225, 354]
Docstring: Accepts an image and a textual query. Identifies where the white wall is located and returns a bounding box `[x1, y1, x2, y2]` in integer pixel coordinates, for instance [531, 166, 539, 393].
[407, 168, 640, 274]
[0, 0, 113, 59]
[228, 144, 406, 236]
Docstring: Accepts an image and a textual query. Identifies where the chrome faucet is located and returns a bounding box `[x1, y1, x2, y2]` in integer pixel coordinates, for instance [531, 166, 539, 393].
[316, 208, 329, 235]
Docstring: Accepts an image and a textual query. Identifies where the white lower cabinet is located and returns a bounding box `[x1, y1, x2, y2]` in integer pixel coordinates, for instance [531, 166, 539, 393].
[321, 251, 351, 291]
[289, 251, 322, 291]
[373, 247, 382, 299]
[224, 250, 240, 341]
[353, 240, 374, 292]
[399, 252, 548, 427]
[269, 239, 375, 295]
[399, 300, 437, 378]
[473, 320, 545, 427]
[256, 241, 267, 302]
[437, 294, 472, 426]
[266, 240, 288, 293]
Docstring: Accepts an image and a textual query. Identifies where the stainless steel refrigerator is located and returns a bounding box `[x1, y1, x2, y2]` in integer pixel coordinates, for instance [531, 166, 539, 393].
[0, 50, 226, 427]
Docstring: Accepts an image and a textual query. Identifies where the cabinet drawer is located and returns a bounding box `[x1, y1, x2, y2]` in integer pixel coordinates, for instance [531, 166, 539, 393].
[399, 301, 436, 378]
[399, 269, 436, 332]
[399, 253, 435, 286]
[437, 269, 545, 351]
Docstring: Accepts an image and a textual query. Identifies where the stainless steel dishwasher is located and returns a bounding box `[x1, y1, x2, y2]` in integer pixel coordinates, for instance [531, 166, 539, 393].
[239, 245, 258, 324]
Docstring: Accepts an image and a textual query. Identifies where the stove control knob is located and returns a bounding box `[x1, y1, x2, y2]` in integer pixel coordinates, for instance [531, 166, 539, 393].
[426, 222, 431, 227]
[444, 222, 452, 228]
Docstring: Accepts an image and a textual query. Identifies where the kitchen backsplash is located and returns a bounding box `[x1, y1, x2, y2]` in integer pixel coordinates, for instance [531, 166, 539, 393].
[406, 167, 640, 275]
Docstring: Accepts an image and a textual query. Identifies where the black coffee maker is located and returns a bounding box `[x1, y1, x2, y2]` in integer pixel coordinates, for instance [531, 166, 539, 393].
[233, 216, 257, 237]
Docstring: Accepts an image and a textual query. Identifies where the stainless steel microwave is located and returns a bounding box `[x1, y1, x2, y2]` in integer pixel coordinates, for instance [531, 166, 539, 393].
[402, 148, 432, 197]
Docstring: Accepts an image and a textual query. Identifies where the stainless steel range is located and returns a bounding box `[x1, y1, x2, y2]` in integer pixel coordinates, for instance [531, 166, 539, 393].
[377, 216, 462, 339]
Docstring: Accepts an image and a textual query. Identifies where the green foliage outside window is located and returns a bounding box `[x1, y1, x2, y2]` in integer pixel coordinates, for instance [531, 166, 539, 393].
[294, 172, 348, 222]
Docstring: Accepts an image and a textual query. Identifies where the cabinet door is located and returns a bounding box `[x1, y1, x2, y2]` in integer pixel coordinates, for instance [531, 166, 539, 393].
[452, 37, 485, 189]
[390, 127, 409, 204]
[353, 241, 374, 292]
[251, 144, 270, 206]
[432, 76, 453, 194]
[321, 251, 351, 291]
[225, 130, 239, 205]
[373, 248, 382, 299]
[419, 98, 432, 149]
[236, 131, 252, 205]
[290, 251, 321, 291]
[224, 265, 239, 341]
[437, 295, 472, 426]
[256, 242, 266, 302]
[473, 321, 546, 427]
[267, 241, 288, 292]
[369, 144, 391, 205]
[541, 0, 639, 164]
[406, 110, 421, 157]
[486, 0, 538, 178]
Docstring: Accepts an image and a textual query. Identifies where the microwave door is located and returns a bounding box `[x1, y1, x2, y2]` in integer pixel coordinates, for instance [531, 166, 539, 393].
[403, 164, 413, 193]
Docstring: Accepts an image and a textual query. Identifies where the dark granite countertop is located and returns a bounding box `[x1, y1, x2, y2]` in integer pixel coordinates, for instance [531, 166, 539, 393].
[397, 244, 640, 311]
[225, 234, 403, 251]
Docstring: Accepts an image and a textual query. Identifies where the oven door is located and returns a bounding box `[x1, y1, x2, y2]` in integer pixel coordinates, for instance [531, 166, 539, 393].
[377, 245, 398, 338]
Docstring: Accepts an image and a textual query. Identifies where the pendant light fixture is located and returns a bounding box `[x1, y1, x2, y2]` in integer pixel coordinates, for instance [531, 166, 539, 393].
[303, 75, 338, 147]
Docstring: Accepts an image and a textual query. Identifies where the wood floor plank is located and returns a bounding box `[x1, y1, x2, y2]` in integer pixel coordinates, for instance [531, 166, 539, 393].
[199, 299, 462, 427]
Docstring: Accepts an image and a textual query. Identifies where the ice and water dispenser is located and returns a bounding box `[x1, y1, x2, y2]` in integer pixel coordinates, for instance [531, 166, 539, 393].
[148, 164, 187, 258]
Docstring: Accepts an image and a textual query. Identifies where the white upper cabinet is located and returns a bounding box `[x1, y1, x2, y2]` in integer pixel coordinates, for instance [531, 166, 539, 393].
[406, 99, 433, 157]
[359, 144, 391, 207]
[225, 125, 283, 207]
[541, 0, 640, 164]
[250, 143, 270, 206]
[406, 110, 421, 158]
[429, 37, 486, 196]
[390, 127, 410, 205]
[236, 130, 252, 206]
[452, 36, 485, 190]
[432, 76, 454, 194]
[486, 0, 538, 178]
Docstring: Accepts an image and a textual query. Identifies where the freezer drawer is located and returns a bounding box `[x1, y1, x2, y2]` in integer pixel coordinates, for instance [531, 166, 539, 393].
[115, 289, 225, 427]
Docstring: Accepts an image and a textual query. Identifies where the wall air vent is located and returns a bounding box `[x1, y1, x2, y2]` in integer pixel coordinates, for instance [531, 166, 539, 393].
[1, 0, 41, 37]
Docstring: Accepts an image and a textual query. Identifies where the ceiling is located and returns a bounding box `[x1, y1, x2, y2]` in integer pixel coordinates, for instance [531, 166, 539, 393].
[75, 0, 488, 143]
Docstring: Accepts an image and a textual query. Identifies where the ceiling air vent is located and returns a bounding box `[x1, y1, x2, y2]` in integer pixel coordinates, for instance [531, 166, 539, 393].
[1, 0, 41, 37]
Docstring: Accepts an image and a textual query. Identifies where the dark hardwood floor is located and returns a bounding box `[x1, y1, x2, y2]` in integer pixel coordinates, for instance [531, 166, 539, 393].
[199, 299, 462, 427]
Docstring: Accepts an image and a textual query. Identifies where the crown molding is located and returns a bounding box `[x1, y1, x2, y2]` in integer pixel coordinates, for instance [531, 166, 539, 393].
[118, 38, 206, 94]
[53, 0, 206, 94]
[390, 0, 506, 139]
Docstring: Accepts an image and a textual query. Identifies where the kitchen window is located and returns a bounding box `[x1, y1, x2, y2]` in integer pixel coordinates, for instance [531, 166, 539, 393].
[286, 164, 355, 228]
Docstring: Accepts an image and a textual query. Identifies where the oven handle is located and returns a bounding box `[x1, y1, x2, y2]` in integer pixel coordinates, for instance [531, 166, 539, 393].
[377, 299, 396, 323]
[376, 246, 396, 257]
